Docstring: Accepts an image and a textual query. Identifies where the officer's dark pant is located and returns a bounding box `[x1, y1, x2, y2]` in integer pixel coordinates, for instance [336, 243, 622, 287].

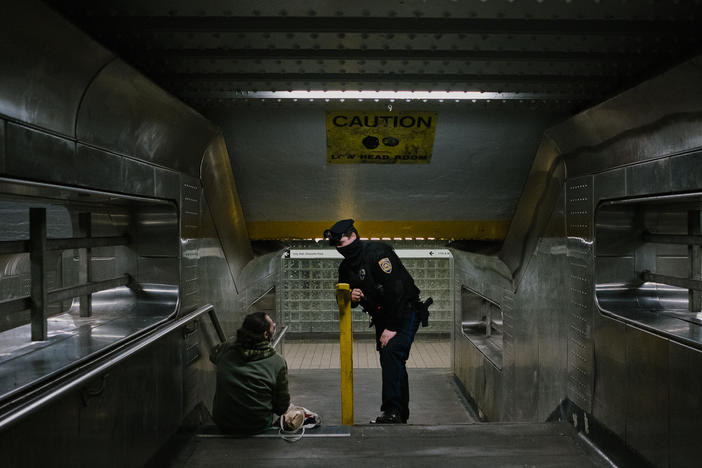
[376, 304, 421, 422]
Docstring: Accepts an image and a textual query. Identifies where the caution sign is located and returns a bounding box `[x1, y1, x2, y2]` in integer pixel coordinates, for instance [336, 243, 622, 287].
[326, 111, 437, 164]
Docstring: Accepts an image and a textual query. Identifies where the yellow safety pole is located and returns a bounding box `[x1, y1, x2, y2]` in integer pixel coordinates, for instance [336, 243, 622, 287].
[335, 283, 354, 425]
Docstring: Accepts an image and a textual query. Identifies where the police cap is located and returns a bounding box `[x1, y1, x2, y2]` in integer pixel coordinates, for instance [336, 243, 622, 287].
[323, 219, 355, 246]
[328, 219, 355, 235]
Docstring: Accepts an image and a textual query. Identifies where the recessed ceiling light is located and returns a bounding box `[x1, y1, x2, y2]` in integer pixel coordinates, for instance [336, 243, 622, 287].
[227, 90, 545, 101]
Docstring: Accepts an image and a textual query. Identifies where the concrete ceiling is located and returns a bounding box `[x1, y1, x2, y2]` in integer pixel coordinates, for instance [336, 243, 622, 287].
[46, 0, 702, 240]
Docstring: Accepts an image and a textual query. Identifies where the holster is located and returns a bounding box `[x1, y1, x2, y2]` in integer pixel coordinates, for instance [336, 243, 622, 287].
[420, 297, 433, 327]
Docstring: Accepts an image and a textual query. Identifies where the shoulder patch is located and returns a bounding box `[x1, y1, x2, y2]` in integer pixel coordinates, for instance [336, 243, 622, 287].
[378, 257, 392, 274]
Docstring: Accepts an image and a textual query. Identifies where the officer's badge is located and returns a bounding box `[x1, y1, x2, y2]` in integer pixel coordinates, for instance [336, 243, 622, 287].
[378, 258, 392, 274]
[359, 268, 366, 280]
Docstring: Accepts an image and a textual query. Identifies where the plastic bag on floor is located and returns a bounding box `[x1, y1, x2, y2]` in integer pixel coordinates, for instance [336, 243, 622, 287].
[279, 404, 321, 441]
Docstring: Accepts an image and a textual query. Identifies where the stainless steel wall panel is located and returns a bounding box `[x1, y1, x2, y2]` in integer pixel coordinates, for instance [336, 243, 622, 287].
[670, 149, 702, 192]
[634, 242, 656, 282]
[551, 58, 702, 158]
[509, 207, 569, 423]
[592, 314, 627, 441]
[79, 366, 128, 468]
[154, 167, 181, 202]
[482, 359, 503, 421]
[594, 168, 626, 205]
[0, 2, 248, 465]
[595, 256, 635, 286]
[180, 177, 202, 315]
[5, 123, 76, 184]
[535, 191, 568, 422]
[76, 59, 216, 177]
[133, 209, 179, 259]
[500, 133, 565, 284]
[75, 144, 123, 193]
[511, 272, 540, 421]
[500, 288, 516, 421]
[181, 178, 201, 241]
[565, 116, 702, 179]
[183, 320, 207, 415]
[122, 158, 155, 197]
[180, 238, 201, 314]
[123, 331, 183, 467]
[91, 212, 129, 237]
[625, 326, 669, 468]
[138, 257, 179, 285]
[0, 119, 5, 173]
[452, 322, 461, 381]
[0, 1, 113, 137]
[456, 334, 485, 412]
[655, 256, 690, 277]
[181, 243, 200, 314]
[566, 177, 594, 258]
[625, 158, 672, 197]
[236, 252, 279, 335]
[452, 249, 512, 419]
[649, 214, 688, 258]
[201, 134, 253, 289]
[566, 176, 595, 414]
[535, 241, 569, 421]
[198, 195, 239, 338]
[78, 330, 183, 468]
[198, 238, 238, 337]
[0, 391, 81, 467]
[669, 341, 702, 468]
[448, 49, 702, 464]
[88, 246, 135, 283]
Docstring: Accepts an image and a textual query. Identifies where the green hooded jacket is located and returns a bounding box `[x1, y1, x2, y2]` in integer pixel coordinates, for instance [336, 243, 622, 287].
[210, 339, 290, 435]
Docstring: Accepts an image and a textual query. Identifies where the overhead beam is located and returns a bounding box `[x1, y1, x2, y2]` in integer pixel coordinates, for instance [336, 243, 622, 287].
[163, 72, 610, 85]
[149, 48, 641, 63]
[85, 16, 702, 36]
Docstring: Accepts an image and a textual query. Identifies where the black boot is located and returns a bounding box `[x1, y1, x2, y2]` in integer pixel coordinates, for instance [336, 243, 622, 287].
[370, 409, 403, 424]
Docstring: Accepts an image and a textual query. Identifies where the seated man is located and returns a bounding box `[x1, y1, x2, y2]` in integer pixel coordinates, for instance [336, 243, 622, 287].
[210, 312, 289, 435]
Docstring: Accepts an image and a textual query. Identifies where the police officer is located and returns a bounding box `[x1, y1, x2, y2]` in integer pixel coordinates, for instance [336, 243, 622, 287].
[325, 219, 423, 424]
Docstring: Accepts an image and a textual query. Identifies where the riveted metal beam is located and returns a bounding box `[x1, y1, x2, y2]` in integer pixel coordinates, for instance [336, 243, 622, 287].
[151, 48, 641, 63]
[84, 16, 702, 36]
[163, 72, 611, 85]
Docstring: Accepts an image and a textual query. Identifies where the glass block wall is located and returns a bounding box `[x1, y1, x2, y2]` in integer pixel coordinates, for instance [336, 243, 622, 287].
[279, 241, 453, 337]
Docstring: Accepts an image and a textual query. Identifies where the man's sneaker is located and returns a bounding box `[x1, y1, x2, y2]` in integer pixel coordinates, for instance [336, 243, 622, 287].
[370, 410, 403, 424]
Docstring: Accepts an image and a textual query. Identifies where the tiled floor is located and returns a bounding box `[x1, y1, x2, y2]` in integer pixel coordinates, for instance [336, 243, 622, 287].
[282, 338, 450, 369]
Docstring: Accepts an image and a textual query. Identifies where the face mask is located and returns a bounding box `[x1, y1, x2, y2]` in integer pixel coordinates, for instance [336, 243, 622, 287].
[337, 236, 362, 259]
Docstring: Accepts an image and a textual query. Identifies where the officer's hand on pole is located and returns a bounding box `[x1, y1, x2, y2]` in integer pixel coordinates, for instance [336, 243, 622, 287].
[351, 288, 364, 303]
[379, 329, 397, 348]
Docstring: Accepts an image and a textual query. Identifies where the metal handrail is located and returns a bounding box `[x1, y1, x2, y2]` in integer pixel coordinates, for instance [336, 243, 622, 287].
[0, 235, 129, 255]
[640, 271, 702, 291]
[207, 307, 227, 343]
[47, 275, 132, 304]
[643, 232, 702, 246]
[0, 304, 215, 431]
[272, 325, 288, 349]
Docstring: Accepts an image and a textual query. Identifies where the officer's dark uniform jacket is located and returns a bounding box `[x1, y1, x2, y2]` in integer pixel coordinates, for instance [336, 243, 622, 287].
[337, 239, 420, 332]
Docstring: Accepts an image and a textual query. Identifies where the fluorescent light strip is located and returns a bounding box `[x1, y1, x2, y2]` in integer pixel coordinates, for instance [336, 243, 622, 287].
[228, 90, 554, 101]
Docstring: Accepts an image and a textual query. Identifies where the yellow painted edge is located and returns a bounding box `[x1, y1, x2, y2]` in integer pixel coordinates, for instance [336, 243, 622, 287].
[246, 220, 509, 241]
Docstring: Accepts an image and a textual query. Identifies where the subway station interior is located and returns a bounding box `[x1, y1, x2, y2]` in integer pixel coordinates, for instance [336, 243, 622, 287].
[2, 1, 702, 466]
